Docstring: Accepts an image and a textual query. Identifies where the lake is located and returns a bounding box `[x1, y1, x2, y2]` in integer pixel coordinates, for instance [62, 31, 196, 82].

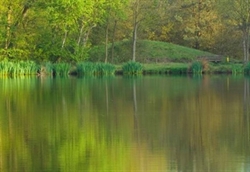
[0, 75, 250, 172]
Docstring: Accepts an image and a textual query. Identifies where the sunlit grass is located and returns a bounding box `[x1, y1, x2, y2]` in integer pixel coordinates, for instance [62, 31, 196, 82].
[0, 59, 39, 76]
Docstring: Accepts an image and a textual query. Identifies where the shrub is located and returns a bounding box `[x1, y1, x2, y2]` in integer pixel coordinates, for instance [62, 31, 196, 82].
[122, 61, 143, 75]
[190, 61, 203, 74]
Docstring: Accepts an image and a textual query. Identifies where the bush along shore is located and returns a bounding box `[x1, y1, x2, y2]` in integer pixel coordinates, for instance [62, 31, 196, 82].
[0, 59, 250, 77]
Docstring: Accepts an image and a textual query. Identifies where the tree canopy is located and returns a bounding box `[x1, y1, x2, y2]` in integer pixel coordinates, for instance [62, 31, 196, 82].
[0, 0, 249, 62]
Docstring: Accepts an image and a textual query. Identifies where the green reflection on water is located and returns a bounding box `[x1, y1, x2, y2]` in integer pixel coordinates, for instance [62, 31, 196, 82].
[0, 76, 249, 172]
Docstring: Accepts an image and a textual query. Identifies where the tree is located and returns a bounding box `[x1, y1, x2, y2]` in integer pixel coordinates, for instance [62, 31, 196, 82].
[102, 0, 128, 63]
[44, 0, 108, 62]
[0, 0, 113, 62]
[129, 0, 160, 61]
[217, 0, 250, 62]
[167, 0, 221, 51]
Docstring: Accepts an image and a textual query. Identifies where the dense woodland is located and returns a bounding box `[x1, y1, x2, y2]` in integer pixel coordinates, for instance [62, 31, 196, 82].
[0, 0, 250, 63]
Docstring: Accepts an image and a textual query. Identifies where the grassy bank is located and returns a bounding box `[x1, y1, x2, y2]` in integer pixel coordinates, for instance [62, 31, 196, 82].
[0, 40, 247, 76]
[0, 59, 247, 77]
[142, 62, 245, 75]
[89, 40, 214, 63]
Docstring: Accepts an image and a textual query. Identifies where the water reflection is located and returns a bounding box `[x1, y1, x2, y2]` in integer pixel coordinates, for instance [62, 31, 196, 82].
[0, 76, 249, 171]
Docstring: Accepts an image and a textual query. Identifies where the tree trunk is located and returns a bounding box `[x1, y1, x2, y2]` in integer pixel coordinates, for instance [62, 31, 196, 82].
[61, 31, 67, 49]
[132, 22, 138, 62]
[81, 24, 96, 47]
[132, 0, 140, 62]
[111, 20, 117, 63]
[105, 22, 109, 63]
[5, 5, 12, 49]
[5, 3, 30, 50]
[243, 28, 249, 63]
[77, 24, 84, 46]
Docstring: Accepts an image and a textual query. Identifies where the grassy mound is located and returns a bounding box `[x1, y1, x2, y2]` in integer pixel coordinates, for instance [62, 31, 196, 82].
[89, 40, 214, 64]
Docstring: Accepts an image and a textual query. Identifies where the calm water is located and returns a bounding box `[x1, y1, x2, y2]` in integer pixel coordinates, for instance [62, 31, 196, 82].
[0, 75, 250, 172]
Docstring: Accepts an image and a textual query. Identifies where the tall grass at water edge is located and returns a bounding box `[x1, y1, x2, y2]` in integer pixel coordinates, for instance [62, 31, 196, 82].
[52, 62, 71, 76]
[76, 62, 116, 76]
[0, 60, 39, 76]
[190, 61, 203, 74]
[122, 61, 143, 75]
[96, 63, 116, 75]
[143, 63, 188, 74]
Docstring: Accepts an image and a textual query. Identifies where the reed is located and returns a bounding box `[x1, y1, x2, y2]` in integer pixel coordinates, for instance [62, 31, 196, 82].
[190, 61, 203, 74]
[52, 62, 71, 76]
[0, 60, 39, 76]
[0, 59, 13, 75]
[76, 62, 116, 76]
[122, 61, 143, 75]
[96, 63, 116, 75]
[76, 62, 97, 76]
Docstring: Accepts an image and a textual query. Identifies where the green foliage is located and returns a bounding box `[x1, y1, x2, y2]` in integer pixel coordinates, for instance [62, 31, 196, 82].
[39, 62, 54, 76]
[0, 49, 30, 60]
[244, 62, 250, 74]
[232, 64, 244, 74]
[122, 61, 143, 75]
[0, 59, 13, 75]
[143, 63, 188, 74]
[53, 63, 71, 76]
[0, 59, 39, 76]
[76, 62, 116, 76]
[0, 0, 247, 62]
[71, 46, 90, 62]
[76, 62, 97, 76]
[96, 63, 116, 75]
[190, 61, 203, 74]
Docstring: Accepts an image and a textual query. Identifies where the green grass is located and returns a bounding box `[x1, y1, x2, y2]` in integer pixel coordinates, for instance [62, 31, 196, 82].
[76, 62, 97, 76]
[53, 62, 71, 76]
[209, 63, 243, 74]
[0, 39, 247, 76]
[76, 62, 116, 76]
[96, 63, 116, 75]
[89, 40, 214, 63]
[0, 59, 39, 76]
[142, 62, 247, 75]
[143, 63, 189, 74]
[122, 61, 143, 75]
[190, 61, 203, 74]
